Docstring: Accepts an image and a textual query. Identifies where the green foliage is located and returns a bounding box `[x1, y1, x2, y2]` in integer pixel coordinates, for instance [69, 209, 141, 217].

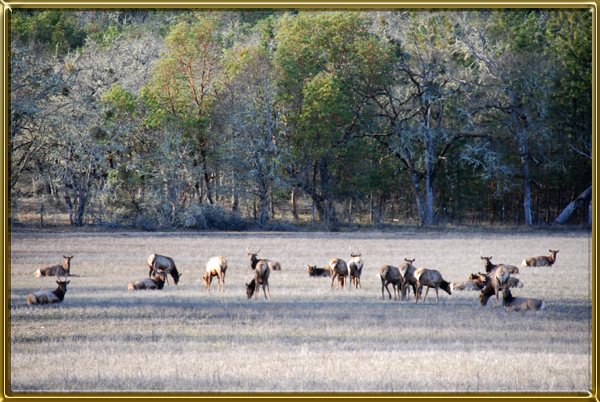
[12, 10, 87, 54]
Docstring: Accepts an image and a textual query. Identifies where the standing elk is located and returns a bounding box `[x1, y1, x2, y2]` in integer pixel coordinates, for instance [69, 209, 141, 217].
[247, 246, 271, 300]
[247, 246, 281, 271]
[128, 272, 166, 290]
[202, 256, 227, 292]
[399, 258, 417, 300]
[501, 285, 545, 312]
[307, 265, 332, 277]
[329, 258, 349, 290]
[27, 273, 70, 305]
[414, 268, 452, 303]
[521, 250, 559, 267]
[34, 255, 73, 277]
[481, 256, 519, 274]
[147, 253, 181, 285]
[348, 248, 363, 290]
[377, 265, 402, 300]
[479, 266, 511, 308]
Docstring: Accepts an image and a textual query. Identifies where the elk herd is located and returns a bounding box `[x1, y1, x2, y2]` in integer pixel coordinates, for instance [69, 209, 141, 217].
[26, 245, 559, 312]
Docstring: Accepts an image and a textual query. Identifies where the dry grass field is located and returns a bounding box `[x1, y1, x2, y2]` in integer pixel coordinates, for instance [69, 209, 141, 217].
[9, 229, 591, 394]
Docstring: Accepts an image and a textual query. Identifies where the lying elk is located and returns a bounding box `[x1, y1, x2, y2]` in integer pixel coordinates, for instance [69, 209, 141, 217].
[247, 246, 271, 300]
[452, 272, 523, 292]
[481, 256, 519, 274]
[414, 268, 452, 303]
[399, 258, 417, 300]
[34, 255, 73, 277]
[147, 253, 181, 285]
[451, 273, 487, 292]
[329, 258, 348, 290]
[307, 264, 332, 277]
[521, 250, 559, 267]
[247, 246, 281, 271]
[202, 256, 227, 292]
[128, 272, 166, 290]
[348, 247, 363, 290]
[501, 285, 545, 312]
[479, 266, 511, 308]
[377, 265, 402, 300]
[27, 273, 70, 305]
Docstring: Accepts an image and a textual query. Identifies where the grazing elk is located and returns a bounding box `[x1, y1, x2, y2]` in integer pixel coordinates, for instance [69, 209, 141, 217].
[414, 268, 452, 303]
[377, 265, 402, 300]
[247, 246, 271, 300]
[128, 272, 166, 290]
[307, 265, 332, 277]
[147, 254, 181, 285]
[34, 255, 73, 277]
[27, 273, 70, 305]
[481, 256, 519, 274]
[501, 285, 546, 312]
[399, 258, 417, 300]
[521, 250, 559, 267]
[479, 266, 511, 308]
[329, 258, 349, 290]
[247, 246, 281, 271]
[348, 248, 363, 290]
[202, 256, 227, 292]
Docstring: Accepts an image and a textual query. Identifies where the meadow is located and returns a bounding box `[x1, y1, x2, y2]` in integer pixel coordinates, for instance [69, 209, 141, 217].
[9, 229, 592, 393]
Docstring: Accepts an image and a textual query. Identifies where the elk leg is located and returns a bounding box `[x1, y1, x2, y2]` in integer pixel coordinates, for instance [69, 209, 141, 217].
[422, 287, 430, 302]
[265, 282, 271, 300]
[435, 287, 439, 303]
[415, 285, 421, 303]
[331, 273, 336, 290]
[384, 283, 392, 299]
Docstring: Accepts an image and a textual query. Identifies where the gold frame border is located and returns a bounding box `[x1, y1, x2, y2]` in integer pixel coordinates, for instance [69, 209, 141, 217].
[2, 3, 596, 401]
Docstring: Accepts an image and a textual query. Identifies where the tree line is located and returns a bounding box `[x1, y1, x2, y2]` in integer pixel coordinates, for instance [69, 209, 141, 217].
[10, 9, 592, 229]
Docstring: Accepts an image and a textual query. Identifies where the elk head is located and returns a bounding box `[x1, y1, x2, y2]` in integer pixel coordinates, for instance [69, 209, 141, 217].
[349, 247, 361, 258]
[56, 271, 70, 292]
[62, 255, 74, 274]
[404, 258, 416, 264]
[247, 245, 262, 269]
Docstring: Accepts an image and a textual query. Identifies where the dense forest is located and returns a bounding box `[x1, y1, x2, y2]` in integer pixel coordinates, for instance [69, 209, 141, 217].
[10, 9, 592, 230]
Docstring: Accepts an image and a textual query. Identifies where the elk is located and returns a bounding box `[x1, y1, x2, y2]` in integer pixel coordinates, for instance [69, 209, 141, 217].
[34, 255, 73, 277]
[27, 273, 70, 305]
[452, 273, 522, 292]
[247, 246, 281, 271]
[399, 258, 417, 300]
[501, 285, 545, 312]
[202, 256, 227, 292]
[521, 250, 559, 267]
[479, 266, 511, 308]
[307, 265, 332, 277]
[451, 273, 487, 291]
[329, 258, 348, 290]
[481, 256, 519, 274]
[414, 268, 452, 303]
[377, 265, 402, 300]
[247, 246, 271, 300]
[128, 272, 166, 290]
[348, 247, 363, 290]
[147, 254, 181, 285]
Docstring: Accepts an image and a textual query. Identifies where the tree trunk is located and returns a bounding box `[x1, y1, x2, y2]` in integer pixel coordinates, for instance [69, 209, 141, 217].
[554, 186, 592, 224]
[291, 188, 299, 221]
[518, 134, 533, 226]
